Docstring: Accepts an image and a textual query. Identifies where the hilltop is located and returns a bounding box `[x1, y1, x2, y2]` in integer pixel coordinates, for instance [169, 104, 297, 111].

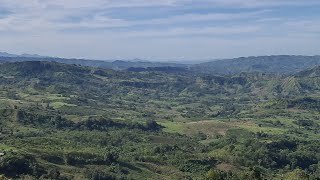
[0, 55, 187, 70]
[191, 55, 320, 75]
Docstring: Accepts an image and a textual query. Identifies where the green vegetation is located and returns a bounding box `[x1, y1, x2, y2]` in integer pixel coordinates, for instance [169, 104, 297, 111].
[192, 55, 320, 75]
[2, 55, 320, 75]
[0, 61, 320, 179]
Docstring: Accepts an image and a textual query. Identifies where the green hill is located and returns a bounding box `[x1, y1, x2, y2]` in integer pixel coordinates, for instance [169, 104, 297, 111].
[0, 61, 320, 179]
[2, 55, 320, 75]
[0, 56, 187, 70]
[191, 55, 320, 75]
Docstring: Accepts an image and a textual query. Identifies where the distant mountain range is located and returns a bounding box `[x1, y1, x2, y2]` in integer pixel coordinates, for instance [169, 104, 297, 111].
[1, 52, 320, 75]
[0, 55, 186, 70]
[191, 55, 320, 75]
[0, 52, 48, 58]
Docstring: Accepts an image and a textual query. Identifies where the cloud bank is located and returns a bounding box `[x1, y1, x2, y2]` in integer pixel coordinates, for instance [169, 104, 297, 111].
[0, 0, 319, 60]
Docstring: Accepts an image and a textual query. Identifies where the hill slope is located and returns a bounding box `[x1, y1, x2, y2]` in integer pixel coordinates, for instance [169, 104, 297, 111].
[2, 55, 320, 75]
[191, 55, 320, 75]
[0, 56, 187, 70]
[0, 61, 320, 179]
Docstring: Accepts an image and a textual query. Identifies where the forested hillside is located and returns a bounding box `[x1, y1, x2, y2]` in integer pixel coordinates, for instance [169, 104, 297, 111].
[0, 61, 320, 179]
[191, 55, 320, 75]
[2, 55, 320, 75]
[0, 56, 187, 70]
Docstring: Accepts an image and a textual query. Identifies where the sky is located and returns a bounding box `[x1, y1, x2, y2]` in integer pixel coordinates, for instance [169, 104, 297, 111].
[0, 0, 319, 61]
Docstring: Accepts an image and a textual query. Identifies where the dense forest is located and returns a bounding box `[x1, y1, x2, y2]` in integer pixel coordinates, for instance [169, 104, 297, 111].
[192, 55, 320, 75]
[0, 60, 320, 179]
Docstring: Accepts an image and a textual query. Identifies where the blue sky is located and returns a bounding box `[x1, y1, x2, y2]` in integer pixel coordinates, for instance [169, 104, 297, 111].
[0, 0, 319, 61]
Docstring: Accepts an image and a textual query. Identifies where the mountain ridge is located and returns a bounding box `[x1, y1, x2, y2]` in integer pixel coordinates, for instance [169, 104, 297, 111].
[191, 55, 320, 75]
[1, 52, 320, 75]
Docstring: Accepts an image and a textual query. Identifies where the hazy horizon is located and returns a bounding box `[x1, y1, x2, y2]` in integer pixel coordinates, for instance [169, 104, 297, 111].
[0, 0, 319, 61]
[2, 51, 320, 63]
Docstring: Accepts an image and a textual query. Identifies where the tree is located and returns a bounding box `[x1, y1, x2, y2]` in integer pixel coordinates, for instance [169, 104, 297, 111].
[206, 169, 220, 180]
[145, 120, 162, 131]
[284, 169, 308, 180]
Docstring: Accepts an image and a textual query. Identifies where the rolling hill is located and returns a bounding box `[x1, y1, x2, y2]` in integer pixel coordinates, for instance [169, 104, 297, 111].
[0, 61, 320, 179]
[0, 55, 187, 70]
[191, 55, 320, 75]
[2, 53, 320, 75]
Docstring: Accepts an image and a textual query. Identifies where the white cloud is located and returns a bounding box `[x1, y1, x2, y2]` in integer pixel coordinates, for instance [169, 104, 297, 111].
[121, 26, 261, 37]
[0, 0, 319, 59]
[0, 0, 316, 33]
[285, 20, 320, 33]
[185, 0, 320, 8]
[0, 0, 267, 33]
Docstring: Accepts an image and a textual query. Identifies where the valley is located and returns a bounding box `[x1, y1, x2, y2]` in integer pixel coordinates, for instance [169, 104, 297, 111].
[0, 60, 319, 179]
